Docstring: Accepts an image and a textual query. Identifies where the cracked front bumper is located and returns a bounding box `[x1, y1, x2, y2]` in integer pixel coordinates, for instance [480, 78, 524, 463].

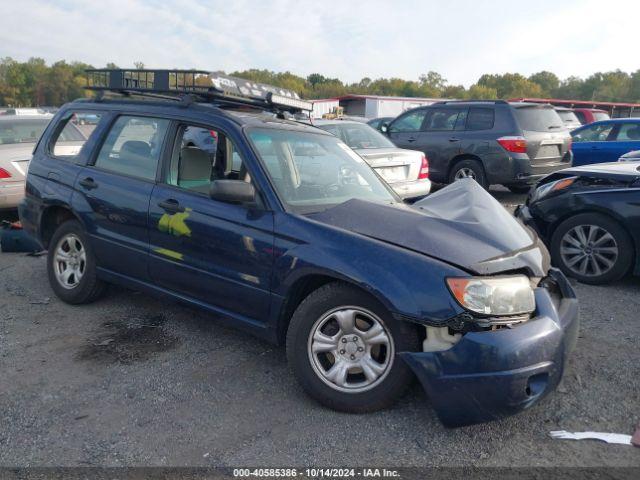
[400, 268, 579, 427]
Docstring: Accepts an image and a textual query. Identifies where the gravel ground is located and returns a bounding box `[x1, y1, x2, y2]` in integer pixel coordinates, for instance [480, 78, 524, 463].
[0, 190, 639, 468]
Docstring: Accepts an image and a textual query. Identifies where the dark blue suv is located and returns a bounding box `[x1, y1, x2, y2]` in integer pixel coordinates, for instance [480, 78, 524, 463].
[19, 70, 579, 426]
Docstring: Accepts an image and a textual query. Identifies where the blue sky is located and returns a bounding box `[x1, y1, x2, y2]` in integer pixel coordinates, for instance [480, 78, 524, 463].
[1, 0, 638, 86]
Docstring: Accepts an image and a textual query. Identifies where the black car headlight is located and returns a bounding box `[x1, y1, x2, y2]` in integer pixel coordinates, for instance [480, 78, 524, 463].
[446, 275, 535, 316]
[531, 176, 577, 202]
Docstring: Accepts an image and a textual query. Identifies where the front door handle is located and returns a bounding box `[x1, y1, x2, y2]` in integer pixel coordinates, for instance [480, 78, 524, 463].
[79, 177, 98, 190]
[158, 199, 185, 213]
[407, 136, 417, 143]
[449, 137, 460, 142]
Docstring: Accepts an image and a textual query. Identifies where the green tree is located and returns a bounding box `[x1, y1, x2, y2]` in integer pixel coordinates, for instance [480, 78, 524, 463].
[528, 71, 560, 97]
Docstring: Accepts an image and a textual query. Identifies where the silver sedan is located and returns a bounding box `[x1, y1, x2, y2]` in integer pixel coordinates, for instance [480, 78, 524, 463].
[314, 120, 431, 200]
[0, 114, 84, 209]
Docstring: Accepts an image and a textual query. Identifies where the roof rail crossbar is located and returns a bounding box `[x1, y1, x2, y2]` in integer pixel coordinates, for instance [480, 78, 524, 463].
[84, 69, 313, 113]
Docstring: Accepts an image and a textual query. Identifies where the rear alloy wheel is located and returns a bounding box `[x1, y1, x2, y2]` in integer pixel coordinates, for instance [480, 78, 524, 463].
[449, 159, 488, 189]
[47, 219, 105, 304]
[286, 282, 419, 413]
[551, 213, 633, 285]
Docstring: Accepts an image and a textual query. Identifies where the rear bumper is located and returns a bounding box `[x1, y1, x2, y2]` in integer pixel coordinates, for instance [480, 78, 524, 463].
[0, 181, 25, 209]
[488, 151, 573, 186]
[390, 178, 431, 199]
[400, 268, 579, 427]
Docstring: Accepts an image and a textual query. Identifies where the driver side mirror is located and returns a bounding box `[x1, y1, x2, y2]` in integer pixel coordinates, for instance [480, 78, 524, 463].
[210, 179, 256, 204]
[380, 122, 389, 134]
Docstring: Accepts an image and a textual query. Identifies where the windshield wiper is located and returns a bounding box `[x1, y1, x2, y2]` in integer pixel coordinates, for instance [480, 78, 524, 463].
[548, 125, 563, 129]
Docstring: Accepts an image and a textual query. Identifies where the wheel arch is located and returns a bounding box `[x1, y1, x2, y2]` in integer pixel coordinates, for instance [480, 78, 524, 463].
[39, 205, 83, 249]
[275, 274, 394, 345]
[448, 154, 486, 179]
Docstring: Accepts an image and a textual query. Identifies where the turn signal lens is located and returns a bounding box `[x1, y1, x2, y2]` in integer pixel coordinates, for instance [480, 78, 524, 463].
[446, 276, 535, 316]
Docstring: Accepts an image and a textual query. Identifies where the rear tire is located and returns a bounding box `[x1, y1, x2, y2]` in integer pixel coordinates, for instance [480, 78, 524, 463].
[550, 213, 633, 285]
[47, 219, 105, 304]
[449, 159, 488, 189]
[286, 282, 420, 413]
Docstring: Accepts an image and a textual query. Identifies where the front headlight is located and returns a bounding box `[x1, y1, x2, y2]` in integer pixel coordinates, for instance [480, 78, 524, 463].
[531, 176, 577, 202]
[446, 275, 535, 316]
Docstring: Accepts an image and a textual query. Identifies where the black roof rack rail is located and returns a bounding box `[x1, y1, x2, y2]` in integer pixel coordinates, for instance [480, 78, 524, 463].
[84, 69, 313, 113]
[432, 99, 509, 105]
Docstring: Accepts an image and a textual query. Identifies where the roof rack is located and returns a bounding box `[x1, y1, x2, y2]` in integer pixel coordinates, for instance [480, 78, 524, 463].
[84, 69, 313, 113]
[432, 99, 509, 105]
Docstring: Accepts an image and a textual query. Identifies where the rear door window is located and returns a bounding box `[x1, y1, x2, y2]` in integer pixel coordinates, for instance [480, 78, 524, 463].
[466, 108, 495, 131]
[49, 111, 102, 159]
[514, 106, 563, 132]
[423, 108, 461, 131]
[94, 115, 169, 181]
[614, 123, 640, 141]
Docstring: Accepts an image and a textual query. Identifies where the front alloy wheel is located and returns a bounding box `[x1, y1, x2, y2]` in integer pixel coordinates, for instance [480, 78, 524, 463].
[286, 282, 419, 413]
[551, 213, 633, 285]
[559, 225, 618, 278]
[308, 307, 393, 393]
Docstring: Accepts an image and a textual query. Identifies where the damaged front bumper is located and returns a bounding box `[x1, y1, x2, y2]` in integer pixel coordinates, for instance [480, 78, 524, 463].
[400, 268, 579, 427]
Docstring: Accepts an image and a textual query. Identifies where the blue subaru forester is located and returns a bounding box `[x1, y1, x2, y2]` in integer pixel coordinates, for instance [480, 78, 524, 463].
[19, 70, 579, 426]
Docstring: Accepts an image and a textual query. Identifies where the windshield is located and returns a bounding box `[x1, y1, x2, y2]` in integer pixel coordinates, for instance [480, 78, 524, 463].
[247, 128, 397, 214]
[0, 119, 50, 145]
[593, 111, 611, 121]
[318, 122, 395, 149]
[515, 106, 564, 132]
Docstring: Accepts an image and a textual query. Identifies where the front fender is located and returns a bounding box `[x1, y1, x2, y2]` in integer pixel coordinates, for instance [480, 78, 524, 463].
[271, 213, 466, 325]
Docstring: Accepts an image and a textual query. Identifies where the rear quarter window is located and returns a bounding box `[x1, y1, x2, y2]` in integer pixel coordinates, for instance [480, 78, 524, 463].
[514, 106, 564, 132]
[49, 111, 102, 160]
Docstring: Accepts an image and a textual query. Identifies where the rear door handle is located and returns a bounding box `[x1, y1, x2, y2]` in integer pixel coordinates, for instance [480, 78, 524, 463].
[449, 137, 460, 142]
[79, 177, 98, 190]
[407, 136, 417, 143]
[158, 199, 185, 213]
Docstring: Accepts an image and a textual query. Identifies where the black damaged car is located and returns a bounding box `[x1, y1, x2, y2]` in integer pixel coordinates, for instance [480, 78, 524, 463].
[516, 161, 640, 284]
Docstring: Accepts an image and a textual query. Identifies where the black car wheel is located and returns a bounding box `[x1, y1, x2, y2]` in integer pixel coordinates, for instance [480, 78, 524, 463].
[449, 159, 488, 189]
[286, 282, 419, 413]
[550, 213, 633, 285]
[47, 219, 105, 304]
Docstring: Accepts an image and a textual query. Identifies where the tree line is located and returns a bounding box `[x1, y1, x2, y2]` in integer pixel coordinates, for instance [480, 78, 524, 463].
[1, 57, 639, 107]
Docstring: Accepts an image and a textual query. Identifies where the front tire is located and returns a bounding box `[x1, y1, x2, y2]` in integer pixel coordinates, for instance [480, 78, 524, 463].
[47, 219, 105, 304]
[286, 282, 420, 413]
[550, 213, 633, 285]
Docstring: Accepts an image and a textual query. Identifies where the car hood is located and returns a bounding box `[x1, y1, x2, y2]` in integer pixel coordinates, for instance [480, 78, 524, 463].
[308, 179, 550, 276]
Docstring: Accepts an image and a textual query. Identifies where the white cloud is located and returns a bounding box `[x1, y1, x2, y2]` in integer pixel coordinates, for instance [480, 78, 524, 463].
[0, 0, 637, 86]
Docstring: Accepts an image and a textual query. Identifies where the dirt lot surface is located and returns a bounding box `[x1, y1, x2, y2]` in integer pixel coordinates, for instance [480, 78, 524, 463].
[0, 190, 639, 468]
